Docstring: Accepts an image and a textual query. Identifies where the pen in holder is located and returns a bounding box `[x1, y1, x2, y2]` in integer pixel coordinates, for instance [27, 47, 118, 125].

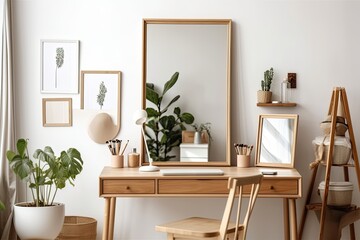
[107, 139, 129, 168]
[234, 143, 253, 168]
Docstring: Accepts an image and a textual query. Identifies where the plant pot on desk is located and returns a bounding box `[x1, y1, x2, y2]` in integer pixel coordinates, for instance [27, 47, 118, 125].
[257, 90, 272, 103]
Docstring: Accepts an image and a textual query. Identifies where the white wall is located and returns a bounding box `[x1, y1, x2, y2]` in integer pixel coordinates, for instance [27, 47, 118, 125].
[12, 0, 360, 239]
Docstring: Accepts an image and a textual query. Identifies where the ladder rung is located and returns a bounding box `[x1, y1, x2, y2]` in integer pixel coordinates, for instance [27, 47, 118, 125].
[320, 162, 356, 167]
[306, 203, 358, 212]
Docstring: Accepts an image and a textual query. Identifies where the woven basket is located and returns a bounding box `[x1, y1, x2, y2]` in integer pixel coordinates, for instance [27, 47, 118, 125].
[257, 90, 272, 103]
[312, 136, 352, 165]
[56, 216, 97, 240]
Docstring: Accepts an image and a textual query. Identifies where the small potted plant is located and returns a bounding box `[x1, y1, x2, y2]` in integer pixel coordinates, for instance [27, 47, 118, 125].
[6, 138, 83, 240]
[192, 122, 213, 144]
[257, 67, 274, 103]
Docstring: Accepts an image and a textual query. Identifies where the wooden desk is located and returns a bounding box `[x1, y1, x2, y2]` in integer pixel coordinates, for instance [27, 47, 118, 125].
[99, 167, 302, 240]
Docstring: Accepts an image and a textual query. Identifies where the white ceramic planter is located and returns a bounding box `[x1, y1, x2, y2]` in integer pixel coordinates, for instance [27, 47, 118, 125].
[14, 202, 65, 240]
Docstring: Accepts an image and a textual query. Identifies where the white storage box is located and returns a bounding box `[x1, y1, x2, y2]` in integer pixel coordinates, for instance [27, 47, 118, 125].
[180, 143, 209, 162]
[318, 181, 353, 206]
[312, 136, 352, 165]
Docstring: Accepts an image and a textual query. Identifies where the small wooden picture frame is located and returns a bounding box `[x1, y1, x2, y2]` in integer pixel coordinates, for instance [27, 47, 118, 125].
[182, 131, 208, 143]
[42, 98, 72, 127]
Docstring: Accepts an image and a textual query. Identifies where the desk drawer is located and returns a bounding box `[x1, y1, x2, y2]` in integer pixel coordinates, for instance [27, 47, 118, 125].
[260, 179, 298, 195]
[102, 179, 155, 194]
[159, 179, 228, 194]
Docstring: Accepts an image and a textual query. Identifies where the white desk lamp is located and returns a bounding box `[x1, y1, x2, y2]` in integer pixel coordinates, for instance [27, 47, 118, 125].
[133, 110, 160, 172]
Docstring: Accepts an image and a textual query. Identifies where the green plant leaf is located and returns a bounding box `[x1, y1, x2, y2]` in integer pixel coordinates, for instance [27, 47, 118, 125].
[180, 112, 195, 124]
[146, 107, 159, 118]
[10, 156, 33, 179]
[162, 72, 179, 96]
[16, 138, 28, 158]
[0, 201, 5, 211]
[161, 95, 180, 114]
[174, 107, 181, 115]
[6, 151, 16, 161]
[33, 147, 55, 163]
[146, 82, 155, 90]
[146, 86, 159, 105]
[159, 115, 176, 130]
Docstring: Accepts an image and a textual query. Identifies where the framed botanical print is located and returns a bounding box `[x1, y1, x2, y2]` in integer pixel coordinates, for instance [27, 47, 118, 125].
[41, 40, 79, 93]
[80, 70, 121, 129]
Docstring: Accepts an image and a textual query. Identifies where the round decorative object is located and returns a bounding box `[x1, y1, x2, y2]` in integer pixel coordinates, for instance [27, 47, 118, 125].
[14, 202, 65, 240]
[88, 113, 118, 144]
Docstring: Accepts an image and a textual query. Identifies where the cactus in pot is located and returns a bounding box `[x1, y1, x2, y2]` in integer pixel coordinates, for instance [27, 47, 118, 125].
[257, 67, 274, 103]
[261, 67, 274, 91]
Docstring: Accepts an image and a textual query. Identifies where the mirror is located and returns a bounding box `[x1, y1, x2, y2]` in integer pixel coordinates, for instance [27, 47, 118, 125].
[142, 19, 232, 166]
[255, 114, 299, 168]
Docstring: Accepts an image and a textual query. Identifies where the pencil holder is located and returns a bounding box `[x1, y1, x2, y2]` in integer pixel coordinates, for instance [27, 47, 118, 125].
[111, 155, 124, 168]
[237, 155, 250, 168]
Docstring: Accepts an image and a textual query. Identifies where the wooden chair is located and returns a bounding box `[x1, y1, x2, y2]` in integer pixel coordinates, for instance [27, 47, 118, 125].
[155, 174, 263, 240]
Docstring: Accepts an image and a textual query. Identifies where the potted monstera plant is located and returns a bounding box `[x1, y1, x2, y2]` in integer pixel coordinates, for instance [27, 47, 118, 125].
[6, 138, 83, 239]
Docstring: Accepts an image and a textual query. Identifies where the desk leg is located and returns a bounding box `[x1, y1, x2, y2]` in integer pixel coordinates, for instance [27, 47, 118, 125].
[103, 197, 110, 240]
[109, 197, 116, 240]
[289, 199, 298, 240]
[102, 197, 116, 240]
[283, 199, 290, 240]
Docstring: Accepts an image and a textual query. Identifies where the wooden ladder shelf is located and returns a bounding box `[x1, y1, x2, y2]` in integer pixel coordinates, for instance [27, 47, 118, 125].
[299, 87, 360, 240]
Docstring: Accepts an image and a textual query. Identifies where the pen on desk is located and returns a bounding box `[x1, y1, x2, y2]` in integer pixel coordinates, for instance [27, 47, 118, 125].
[120, 140, 129, 155]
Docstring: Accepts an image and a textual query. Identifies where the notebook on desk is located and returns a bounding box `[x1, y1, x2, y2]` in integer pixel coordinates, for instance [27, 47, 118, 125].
[160, 168, 224, 176]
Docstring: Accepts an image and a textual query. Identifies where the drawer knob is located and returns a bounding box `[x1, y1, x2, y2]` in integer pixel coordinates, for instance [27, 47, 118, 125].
[270, 186, 275, 190]
[126, 186, 130, 190]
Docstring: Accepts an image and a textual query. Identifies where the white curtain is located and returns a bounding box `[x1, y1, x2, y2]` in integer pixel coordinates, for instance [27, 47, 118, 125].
[0, 0, 16, 239]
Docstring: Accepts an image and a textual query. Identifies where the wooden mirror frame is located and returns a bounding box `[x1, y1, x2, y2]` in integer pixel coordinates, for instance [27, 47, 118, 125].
[141, 18, 232, 166]
[255, 114, 299, 168]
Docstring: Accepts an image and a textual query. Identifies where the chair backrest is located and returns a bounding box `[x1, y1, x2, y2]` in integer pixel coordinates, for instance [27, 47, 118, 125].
[219, 174, 263, 240]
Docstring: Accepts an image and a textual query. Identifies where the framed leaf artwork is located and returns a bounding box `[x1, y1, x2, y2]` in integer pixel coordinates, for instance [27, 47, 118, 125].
[80, 70, 121, 129]
[40, 40, 79, 93]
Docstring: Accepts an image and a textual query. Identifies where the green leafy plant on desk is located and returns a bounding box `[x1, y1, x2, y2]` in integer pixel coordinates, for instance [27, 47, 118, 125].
[146, 72, 195, 161]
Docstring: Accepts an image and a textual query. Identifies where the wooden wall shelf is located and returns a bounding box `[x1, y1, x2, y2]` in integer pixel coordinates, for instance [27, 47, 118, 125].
[257, 102, 297, 107]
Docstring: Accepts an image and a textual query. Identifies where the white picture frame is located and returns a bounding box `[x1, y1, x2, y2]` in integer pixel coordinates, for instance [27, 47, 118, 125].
[41, 40, 79, 93]
[42, 98, 72, 127]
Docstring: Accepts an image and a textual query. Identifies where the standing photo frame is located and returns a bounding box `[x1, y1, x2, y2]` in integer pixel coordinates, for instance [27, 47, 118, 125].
[42, 98, 72, 127]
[41, 40, 79, 93]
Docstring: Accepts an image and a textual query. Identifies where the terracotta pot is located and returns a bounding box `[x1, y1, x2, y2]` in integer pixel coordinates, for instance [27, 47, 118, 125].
[257, 90, 272, 103]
